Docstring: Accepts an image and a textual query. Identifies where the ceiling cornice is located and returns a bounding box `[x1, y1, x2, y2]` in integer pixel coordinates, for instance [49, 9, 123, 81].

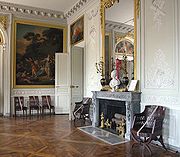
[105, 20, 134, 33]
[64, 0, 88, 19]
[0, 1, 65, 19]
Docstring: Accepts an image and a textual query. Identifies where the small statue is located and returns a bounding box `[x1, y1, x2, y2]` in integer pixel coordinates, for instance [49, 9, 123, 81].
[116, 118, 126, 138]
[104, 119, 111, 128]
[100, 112, 104, 128]
[109, 70, 120, 92]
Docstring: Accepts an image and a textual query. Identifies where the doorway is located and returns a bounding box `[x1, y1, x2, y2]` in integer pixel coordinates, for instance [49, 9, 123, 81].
[71, 46, 84, 120]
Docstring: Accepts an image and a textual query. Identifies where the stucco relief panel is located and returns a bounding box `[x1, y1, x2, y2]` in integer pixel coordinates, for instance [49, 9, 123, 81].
[86, 5, 101, 93]
[146, 49, 175, 89]
[142, 95, 179, 107]
[150, 0, 166, 31]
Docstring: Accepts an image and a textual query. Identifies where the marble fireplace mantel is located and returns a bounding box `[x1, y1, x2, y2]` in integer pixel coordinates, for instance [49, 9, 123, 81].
[92, 91, 141, 140]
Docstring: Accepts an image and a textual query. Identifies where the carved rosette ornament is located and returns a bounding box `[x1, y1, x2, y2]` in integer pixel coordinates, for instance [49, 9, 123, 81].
[0, 15, 8, 30]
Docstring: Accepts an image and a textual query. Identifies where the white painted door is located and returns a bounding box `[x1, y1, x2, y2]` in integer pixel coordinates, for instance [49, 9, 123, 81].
[71, 46, 84, 120]
[55, 53, 70, 114]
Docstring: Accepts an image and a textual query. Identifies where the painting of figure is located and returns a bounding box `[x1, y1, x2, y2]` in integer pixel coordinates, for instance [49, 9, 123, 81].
[70, 15, 84, 45]
[13, 19, 67, 88]
[115, 39, 134, 55]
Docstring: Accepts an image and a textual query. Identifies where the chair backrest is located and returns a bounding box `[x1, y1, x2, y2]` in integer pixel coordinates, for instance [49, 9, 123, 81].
[14, 96, 24, 109]
[29, 96, 39, 106]
[82, 97, 92, 115]
[41, 95, 52, 107]
[143, 105, 166, 128]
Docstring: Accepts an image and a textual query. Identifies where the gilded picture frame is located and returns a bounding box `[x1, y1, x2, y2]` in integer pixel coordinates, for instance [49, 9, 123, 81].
[13, 19, 67, 88]
[70, 15, 84, 45]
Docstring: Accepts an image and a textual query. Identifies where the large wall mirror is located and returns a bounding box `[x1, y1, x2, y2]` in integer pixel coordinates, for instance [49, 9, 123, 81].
[100, 0, 139, 87]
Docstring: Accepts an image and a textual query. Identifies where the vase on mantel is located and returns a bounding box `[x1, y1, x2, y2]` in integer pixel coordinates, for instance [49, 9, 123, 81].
[100, 77, 106, 91]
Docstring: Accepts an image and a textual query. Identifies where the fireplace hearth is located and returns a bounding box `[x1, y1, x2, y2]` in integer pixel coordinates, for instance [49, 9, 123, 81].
[99, 99, 126, 136]
[92, 91, 141, 140]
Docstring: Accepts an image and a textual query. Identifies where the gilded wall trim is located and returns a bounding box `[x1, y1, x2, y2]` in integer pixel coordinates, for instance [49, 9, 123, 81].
[0, 15, 7, 30]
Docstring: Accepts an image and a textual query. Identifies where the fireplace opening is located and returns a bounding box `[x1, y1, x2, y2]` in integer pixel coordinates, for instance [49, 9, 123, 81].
[99, 99, 126, 137]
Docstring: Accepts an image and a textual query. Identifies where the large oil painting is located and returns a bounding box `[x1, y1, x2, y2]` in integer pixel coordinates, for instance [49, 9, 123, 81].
[13, 19, 67, 88]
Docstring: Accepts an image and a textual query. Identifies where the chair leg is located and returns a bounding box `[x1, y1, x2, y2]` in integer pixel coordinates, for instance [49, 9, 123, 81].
[142, 143, 152, 156]
[42, 108, 44, 116]
[53, 108, 55, 115]
[26, 110, 27, 118]
[29, 108, 31, 119]
[15, 108, 16, 118]
[158, 135, 167, 151]
[131, 131, 153, 156]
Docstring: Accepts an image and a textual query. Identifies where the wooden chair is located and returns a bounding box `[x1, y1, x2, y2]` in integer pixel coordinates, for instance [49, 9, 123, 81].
[130, 105, 167, 155]
[14, 96, 28, 117]
[73, 97, 92, 126]
[29, 96, 41, 117]
[41, 95, 55, 116]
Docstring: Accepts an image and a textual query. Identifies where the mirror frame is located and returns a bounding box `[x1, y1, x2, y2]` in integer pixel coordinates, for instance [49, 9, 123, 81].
[100, 0, 140, 81]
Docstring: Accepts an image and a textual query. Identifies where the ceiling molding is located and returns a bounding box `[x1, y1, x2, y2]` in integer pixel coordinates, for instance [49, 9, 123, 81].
[0, 1, 65, 19]
[64, 0, 88, 19]
[105, 20, 134, 33]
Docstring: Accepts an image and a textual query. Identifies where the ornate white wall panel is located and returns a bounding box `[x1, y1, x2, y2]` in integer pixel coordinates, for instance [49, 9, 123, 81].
[144, 0, 176, 90]
[141, 0, 180, 150]
[150, 0, 166, 31]
[146, 49, 175, 88]
[85, 3, 101, 97]
[55, 53, 70, 115]
[0, 13, 11, 116]
[67, 0, 101, 98]
[142, 95, 180, 109]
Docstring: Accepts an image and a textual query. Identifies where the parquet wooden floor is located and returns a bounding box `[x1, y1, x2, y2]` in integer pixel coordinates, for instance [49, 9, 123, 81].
[0, 115, 179, 157]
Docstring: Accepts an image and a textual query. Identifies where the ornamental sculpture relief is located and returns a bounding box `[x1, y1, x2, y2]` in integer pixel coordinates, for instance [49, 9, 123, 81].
[88, 6, 99, 20]
[146, 49, 174, 89]
[150, 0, 166, 31]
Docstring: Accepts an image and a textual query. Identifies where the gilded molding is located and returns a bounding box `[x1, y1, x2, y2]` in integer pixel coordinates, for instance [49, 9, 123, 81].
[103, 0, 119, 9]
[100, 0, 138, 80]
[115, 32, 134, 44]
[0, 15, 8, 30]
[135, 0, 141, 18]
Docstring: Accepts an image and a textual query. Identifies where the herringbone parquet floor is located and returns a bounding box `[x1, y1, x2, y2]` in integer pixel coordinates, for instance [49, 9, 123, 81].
[0, 115, 179, 157]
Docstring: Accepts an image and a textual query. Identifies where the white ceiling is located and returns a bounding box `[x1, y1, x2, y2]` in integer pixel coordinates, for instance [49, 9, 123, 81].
[105, 0, 134, 26]
[0, 0, 80, 13]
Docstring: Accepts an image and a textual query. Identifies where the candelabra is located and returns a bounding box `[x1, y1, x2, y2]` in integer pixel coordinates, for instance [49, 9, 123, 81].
[95, 57, 106, 88]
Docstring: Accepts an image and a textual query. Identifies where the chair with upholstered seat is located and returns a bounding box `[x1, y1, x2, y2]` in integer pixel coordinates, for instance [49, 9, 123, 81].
[73, 97, 92, 126]
[130, 105, 167, 155]
[14, 96, 28, 117]
[29, 96, 41, 117]
[41, 95, 55, 116]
